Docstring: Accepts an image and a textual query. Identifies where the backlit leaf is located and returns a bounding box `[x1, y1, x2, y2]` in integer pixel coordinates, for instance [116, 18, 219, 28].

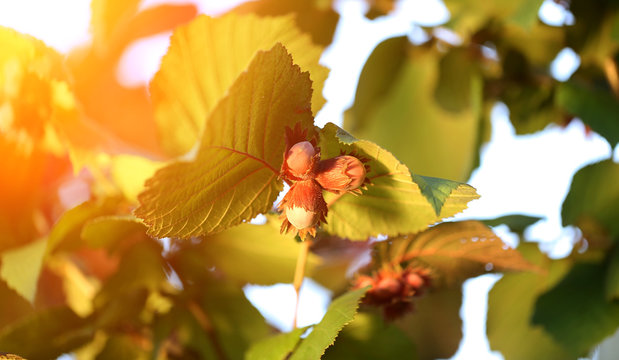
[411, 174, 461, 216]
[482, 214, 543, 234]
[136, 44, 314, 238]
[246, 327, 307, 360]
[319, 123, 479, 240]
[110, 155, 163, 203]
[345, 39, 484, 182]
[290, 287, 369, 360]
[533, 263, 619, 356]
[384, 221, 538, 284]
[151, 13, 327, 156]
[562, 160, 619, 238]
[0, 238, 47, 303]
[487, 243, 573, 360]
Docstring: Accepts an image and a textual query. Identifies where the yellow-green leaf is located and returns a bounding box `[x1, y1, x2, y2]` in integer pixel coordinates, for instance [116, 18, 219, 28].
[0, 238, 47, 303]
[151, 13, 327, 156]
[136, 44, 314, 238]
[319, 123, 479, 240]
[110, 155, 163, 203]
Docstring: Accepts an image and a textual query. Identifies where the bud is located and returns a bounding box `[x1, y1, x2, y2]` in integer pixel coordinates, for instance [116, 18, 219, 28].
[285, 141, 317, 178]
[279, 179, 328, 239]
[316, 155, 367, 194]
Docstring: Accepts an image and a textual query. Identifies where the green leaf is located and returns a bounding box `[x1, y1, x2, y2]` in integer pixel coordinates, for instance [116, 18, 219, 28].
[434, 48, 478, 113]
[246, 327, 307, 360]
[556, 81, 619, 147]
[562, 160, 619, 239]
[395, 286, 463, 360]
[444, 0, 544, 34]
[136, 44, 315, 239]
[290, 287, 369, 360]
[345, 41, 484, 182]
[197, 219, 322, 285]
[151, 13, 327, 156]
[80, 215, 147, 252]
[482, 214, 543, 234]
[411, 174, 461, 216]
[0, 238, 47, 303]
[0, 306, 93, 359]
[319, 123, 479, 240]
[487, 243, 574, 360]
[383, 221, 538, 285]
[606, 246, 619, 301]
[533, 263, 619, 356]
[110, 155, 163, 203]
[96, 335, 148, 360]
[323, 312, 417, 359]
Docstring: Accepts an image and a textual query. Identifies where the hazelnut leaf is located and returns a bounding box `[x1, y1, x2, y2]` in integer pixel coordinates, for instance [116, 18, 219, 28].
[136, 44, 315, 238]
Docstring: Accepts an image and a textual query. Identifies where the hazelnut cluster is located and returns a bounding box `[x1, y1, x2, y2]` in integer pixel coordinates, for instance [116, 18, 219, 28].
[353, 267, 432, 320]
[278, 124, 369, 239]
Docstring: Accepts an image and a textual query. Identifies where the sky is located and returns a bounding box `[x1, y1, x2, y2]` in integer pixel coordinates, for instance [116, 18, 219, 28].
[1, 0, 616, 359]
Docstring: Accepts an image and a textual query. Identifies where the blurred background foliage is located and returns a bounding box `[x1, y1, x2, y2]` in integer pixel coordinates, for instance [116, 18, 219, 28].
[0, 0, 618, 359]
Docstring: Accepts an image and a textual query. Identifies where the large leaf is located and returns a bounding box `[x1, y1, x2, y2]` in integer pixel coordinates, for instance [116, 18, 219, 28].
[323, 312, 417, 359]
[562, 160, 619, 239]
[319, 123, 479, 240]
[245, 327, 307, 360]
[556, 81, 619, 147]
[151, 13, 327, 156]
[136, 44, 314, 238]
[384, 221, 538, 284]
[444, 0, 544, 35]
[290, 287, 369, 360]
[0, 238, 47, 303]
[487, 243, 574, 360]
[395, 286, 463, 360]
[533, 263, 619, 356]
[195, 219, 322, 285]
[345, 40, 484, 182]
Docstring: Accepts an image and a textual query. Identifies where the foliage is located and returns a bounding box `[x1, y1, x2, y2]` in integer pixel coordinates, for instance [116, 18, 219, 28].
[0, 0, 618, 359]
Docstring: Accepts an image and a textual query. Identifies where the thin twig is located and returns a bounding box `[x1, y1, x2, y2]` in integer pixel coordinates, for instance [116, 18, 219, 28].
[292, 239, 312, 329]
[604, 57, 619, 99]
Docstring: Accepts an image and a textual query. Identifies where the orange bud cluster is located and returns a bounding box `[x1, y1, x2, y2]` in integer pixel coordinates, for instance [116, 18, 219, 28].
[352, 267, 432, 320]
[278, 124, 369, 239]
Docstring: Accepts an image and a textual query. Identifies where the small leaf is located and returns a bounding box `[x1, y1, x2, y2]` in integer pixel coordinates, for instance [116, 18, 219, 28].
[482, 214, 543, 234]
[487, 243, 574, 360]
[80, 215, 146, 252]
[562, 160, 619, 238]
[136, 44, 314, 238]
[411, 174, 461, 216]
[395, 286, 463, 360]
[388, 221, 538, 284]
[533, 263, 619, 356]
[319, 123, 479, 240]
[151, 13, 327, 156]
[290, 287, 369, 360]
[556, 81, 619, 147]
[246, 327, 307, 360]
[0, 238, 47, 304]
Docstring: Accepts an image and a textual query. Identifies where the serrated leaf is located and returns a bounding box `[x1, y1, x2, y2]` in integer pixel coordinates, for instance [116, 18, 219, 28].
[198, 219, 322, 285]
[487, 243, 574, 360]
[533, 263, 619, 356]
[319, 123, 479, 240]
[0, 238, 47, 303]
[388, 221, 538, 284]
[411, 174, 461, 216]
[151, 13, 327, 156]
[290, 287, 369, 360]
[556, 81, 619, 147]
[136, 44, 314, 238]
[323, 312, 417, 359]
[395, 286, 463, 360]
[562, 160, 619, 238]
[246, 327, 307, 360]
[345, 40, 484, 182]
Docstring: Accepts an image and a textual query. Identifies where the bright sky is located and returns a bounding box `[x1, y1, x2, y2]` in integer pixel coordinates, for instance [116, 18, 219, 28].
[1, 0, 616, 359]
